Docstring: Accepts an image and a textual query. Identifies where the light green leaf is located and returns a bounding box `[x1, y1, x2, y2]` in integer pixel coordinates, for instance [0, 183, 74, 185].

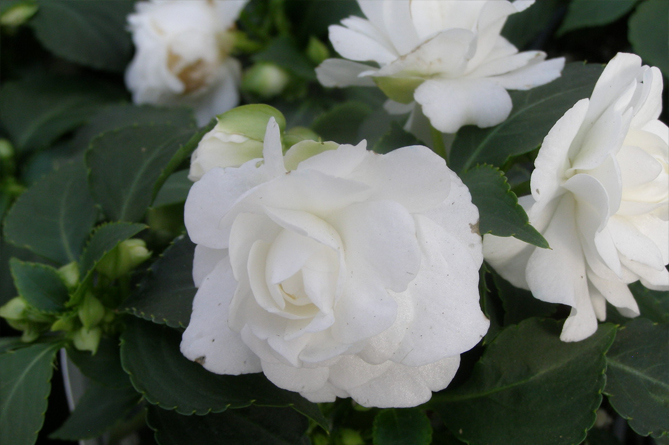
[430, 319, 617, 445]
[0, 342, 60, 445]
[122, 235, 195, 329]
[450, 63, 604, 173]
[4, 162, 97, 265]
[146, 405, 309, 445]
[66, 337, 131, 389]
[87, 124, 196, 222]
[605, 318, 669, 438]
[9, 258, 68, 312]
[628, 0, 669, 76]
[120, 318, 327, 430]
[0, 75, 124, 153]
[461, 165, 548, 248]
[558, 0, 638, 35]
[373, 409, 432, 445]
[30, 0, 135, 72]
[152, 171, 191, 208]
[50, 382, 141, 441]
[311, 101, 373, 145]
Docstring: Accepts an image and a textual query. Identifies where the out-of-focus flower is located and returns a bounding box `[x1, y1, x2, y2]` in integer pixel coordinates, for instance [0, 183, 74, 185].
[242, 62, 291, 99]
[125, 0, 247, 126]
[484, 53, 669, 342]
[181, 118, 489, 407]
[316, 0, 564, 133]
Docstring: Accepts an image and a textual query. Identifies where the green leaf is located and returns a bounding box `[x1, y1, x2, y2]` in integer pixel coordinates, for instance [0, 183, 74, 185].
[122, 235, 195, 329]
[373, 409, 432, 445]
[461, 165, 548, 248]
[9, 258, 68, 313]
[50, 382, 141, 441]
[583, 428, 623, 445]
[0, 241, 39, 306]
[557, 0, 638, 35]
[87, 124, 196, 222]
[430, 319, 617, 445]
[491, 270, 556, 326]
[146, 405, 309, 445]
[253, 36, 316, 80]
[30, 0, 135, 72]
[628, 0, 669, 76]
[604, 318, 669, 438]
[502, 0, 561, 49]
[450, 63, 604, 173]
[79, 222, 146, 278]
[0, 341, 60, 445]
[0, 336, 29, 354]
[152, 170, 191, 208]
[0, 75, 124, 153]
[4, 162, 97, 265]
[311, 101, 373, 145]
[66, 337, 131, 389]
[372, 122, 423, 155]
[120, 318, 327, 430]
[629, 282, 669, 324]
[479, 263, 502, 345]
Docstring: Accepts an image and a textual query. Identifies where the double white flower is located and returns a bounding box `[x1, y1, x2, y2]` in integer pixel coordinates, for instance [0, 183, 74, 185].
[125, 0, 247, 126]
[316, 0, 565, 133]
[484, 53, 669, 342]
[181, 119, 489, 407]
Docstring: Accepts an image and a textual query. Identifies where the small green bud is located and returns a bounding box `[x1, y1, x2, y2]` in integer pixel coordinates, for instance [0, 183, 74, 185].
[282, 126, 320, 149]
[306, 36, 329, 65]
[0, 139, 13, 160]
[57, 262, 79, 290]
[97, 239, 151, 279]
[72, 326, 102, 354]
[78, 293, 105, 329]
[242, 63, 291, 99]
[0, 296, 28, 321]
[20, 323, 41, 343]
[51, 312, 78, 332]
[0, 2, 38, 27]
[337, 429, 364, 445]
[311, 433, 329, 445]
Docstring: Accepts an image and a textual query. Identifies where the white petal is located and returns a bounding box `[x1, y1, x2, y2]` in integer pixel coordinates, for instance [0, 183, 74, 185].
[378, 0, 420, 55]
[490, 56, 565, 91]
[193, 244, 227, 287]
[299, 381, 347, 403]
[631, 67, 664, 129]
[587, 53, 642, 125]
[296, 141, 369, 178]
[214, 0, 248, 30]
[228, 212, 280, 283]
[262, 117, 286, 178]
[181, 258, 261, 374]
[608, 216, 665, 270]
[329, 24, 397, 65]
[621, 256, 669, 290]
[190, 58, 241, 126]
[316, 59, 377, 87]
[559, 280, 598, 342]
[588, 272, 639, 317]
[414, 78, 513, 133]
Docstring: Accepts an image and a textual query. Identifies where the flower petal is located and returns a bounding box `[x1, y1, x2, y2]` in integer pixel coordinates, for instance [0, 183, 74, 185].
[329, 24, 397, 65]
[316, 59, 378, 87]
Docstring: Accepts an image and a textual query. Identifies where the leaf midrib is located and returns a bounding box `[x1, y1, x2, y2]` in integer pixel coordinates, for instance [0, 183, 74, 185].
[607, 358, 669, 392]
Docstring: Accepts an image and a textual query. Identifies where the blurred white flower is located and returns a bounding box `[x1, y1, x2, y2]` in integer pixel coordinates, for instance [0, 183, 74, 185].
[316, 0, 565, 133]
[484, 53, 669, 342]
[181, 118, 489, 407]
[125, 0, 247, 126]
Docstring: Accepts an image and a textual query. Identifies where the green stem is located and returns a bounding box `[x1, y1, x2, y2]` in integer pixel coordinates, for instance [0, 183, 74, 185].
[430, 125, 447, 162]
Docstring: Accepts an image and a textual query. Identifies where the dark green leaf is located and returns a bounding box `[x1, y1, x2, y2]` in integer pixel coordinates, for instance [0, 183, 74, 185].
[502, 0, 561, 49]
[0, 241, 39, 306]
[20, 141, 84, 186]
[4, 162, 97, 265]
[628, 0, 669, 76]
[605, 318, 669, 438]
[479, 264, 502, 345]
[253, 36, 316, 80]
[0, 336, 28, 354]
[583, 427, 623, 445]
[120, 318, 327, 430]
[0, 75, 124, 153]
[87, 124, 196, 222]
[50, 382, 140, 441]
[312, 101, 373, 145]
[629, 282, 669, 324]
[430, 319, 617, 445]
[30, 0, 135, 72]
[147, 405, 309, 445]
[558, 0, 638, 35]
[9, 258, 68, 312]
[0, 342, 60, 445]
[491, 270, 556, 326]
[79, 222, 146, 278]
[450, 63, 604, 173]
[372, 122, 422, 155]
[373, 409, 432, 445]
[152, 171, 192, 208]
[123, 235, 195, 329]
[461, 165, 548, 248]
[66, 337, 131, 389]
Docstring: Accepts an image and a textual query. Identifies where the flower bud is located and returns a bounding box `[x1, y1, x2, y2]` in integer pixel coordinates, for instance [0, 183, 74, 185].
[57, 262, 79, 290]
[306, 36, 329, 65]
[282, 126, 319, 149]
[242, 63, 290, 99]
[337, 429, 364, 445]
[78, 293, 105, 329]
[0, 139, 13, 160]
[72, 326, 102, 354]
[188, 104, 286, 181]
[20, 323, 41, 343]
[51, 312, 78, 333]
[0, 296, 28, 321]
[0, 2, 38, 27]
[97, 239, 151, 280]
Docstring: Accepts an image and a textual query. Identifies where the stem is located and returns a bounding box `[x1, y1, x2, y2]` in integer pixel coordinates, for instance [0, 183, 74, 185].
[430, 125, 447, 162]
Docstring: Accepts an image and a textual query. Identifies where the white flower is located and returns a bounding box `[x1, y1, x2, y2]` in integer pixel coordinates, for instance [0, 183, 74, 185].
[181, 118, 489, 408]
[483, 53, 669, 342]
[125, 0, 247, 126]
[316, 0, 565, 133]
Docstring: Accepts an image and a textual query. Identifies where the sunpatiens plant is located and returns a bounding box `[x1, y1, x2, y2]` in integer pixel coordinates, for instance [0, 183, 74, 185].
[0, 0, 667, 444]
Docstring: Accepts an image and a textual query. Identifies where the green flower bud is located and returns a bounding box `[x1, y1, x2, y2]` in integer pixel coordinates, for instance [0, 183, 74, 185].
[97, 239, 151, 279]
[337, 429, 364, 445]
[373, 76, 423, 104]
[306, 36, 329, 65]
[0, 296, 28, 321]
[284, 140, 339, 171]
[0, 2, 38, 27]
[20, 323, 41, 343]
[78, 293, 105, 329]
[242, 63, 291, 99]
[282, 126, 319, 149]
[57, 262, 79, 290]
[51, 312, 78, 333]
[72, 326, 102, 354]
[0, 139, 13, 160]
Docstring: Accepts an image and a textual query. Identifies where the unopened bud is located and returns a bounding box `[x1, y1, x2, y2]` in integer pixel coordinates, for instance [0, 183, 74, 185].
[242, 63, 290, 99]
[57, 262, 79, 290]
[51, 312, 78, 332]
[97, 239, 151, 279]
[306, 36, 329, 65]
[337, 429, 364, 445]
[72, 326, 102, 354]
[0, 139, 13, 160]
[20, 323, 40, 343]
[282, 126, 319, 149]
[0, 296, 28, 321]
[78, 293, 105, 329]
[0, 2, 38, 27]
